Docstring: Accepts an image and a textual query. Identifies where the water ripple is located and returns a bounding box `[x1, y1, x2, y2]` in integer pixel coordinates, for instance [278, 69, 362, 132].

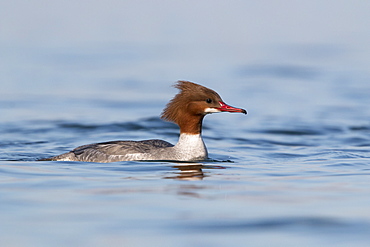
[186, 217, 369, 233]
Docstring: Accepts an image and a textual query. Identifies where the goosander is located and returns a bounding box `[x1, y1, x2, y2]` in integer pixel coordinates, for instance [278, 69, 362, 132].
[42, 81, 246, 163]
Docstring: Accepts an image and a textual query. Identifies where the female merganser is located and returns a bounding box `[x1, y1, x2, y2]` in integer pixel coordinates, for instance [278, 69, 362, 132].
[42, 81, 246, 163]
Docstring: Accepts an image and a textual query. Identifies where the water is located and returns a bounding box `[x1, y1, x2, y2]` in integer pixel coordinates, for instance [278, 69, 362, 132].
[1, 1, 370, 247]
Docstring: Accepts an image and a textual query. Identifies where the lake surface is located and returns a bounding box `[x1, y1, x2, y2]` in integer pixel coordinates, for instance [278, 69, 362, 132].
[1, 1, 370, 246]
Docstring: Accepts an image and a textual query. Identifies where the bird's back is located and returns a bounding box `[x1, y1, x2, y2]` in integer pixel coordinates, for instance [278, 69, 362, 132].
[43, 139, 174, 163]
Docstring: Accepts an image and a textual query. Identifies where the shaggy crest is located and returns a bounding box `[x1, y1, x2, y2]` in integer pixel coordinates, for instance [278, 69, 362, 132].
[160, 81, 222, 124]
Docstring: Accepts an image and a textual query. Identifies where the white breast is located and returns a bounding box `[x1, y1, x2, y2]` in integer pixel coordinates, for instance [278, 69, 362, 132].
[173, 133, 208, 161]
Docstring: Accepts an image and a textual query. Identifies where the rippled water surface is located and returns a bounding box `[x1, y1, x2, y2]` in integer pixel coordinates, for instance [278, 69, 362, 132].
[2, 1, 370, 246]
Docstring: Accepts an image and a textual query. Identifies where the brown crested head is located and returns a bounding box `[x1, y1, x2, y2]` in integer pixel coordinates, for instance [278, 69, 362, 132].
[160, 80, 246, 134]
[160, 81, 223, 124]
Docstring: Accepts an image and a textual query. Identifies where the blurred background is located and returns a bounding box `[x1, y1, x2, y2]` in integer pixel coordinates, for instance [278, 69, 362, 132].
[1, 1, 369, 123]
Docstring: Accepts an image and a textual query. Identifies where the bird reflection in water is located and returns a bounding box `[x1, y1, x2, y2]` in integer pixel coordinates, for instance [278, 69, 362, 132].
[164, 163, 226, 180]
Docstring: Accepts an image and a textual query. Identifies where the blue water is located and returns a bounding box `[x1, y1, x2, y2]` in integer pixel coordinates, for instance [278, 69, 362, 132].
[1, 1, 370, 246]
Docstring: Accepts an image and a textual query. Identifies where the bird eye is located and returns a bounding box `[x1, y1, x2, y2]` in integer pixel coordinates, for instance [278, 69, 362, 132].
[206, 98, 212, 103]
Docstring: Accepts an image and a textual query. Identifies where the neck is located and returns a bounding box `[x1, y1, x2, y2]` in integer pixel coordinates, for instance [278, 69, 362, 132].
[177, 114, 205, 135]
